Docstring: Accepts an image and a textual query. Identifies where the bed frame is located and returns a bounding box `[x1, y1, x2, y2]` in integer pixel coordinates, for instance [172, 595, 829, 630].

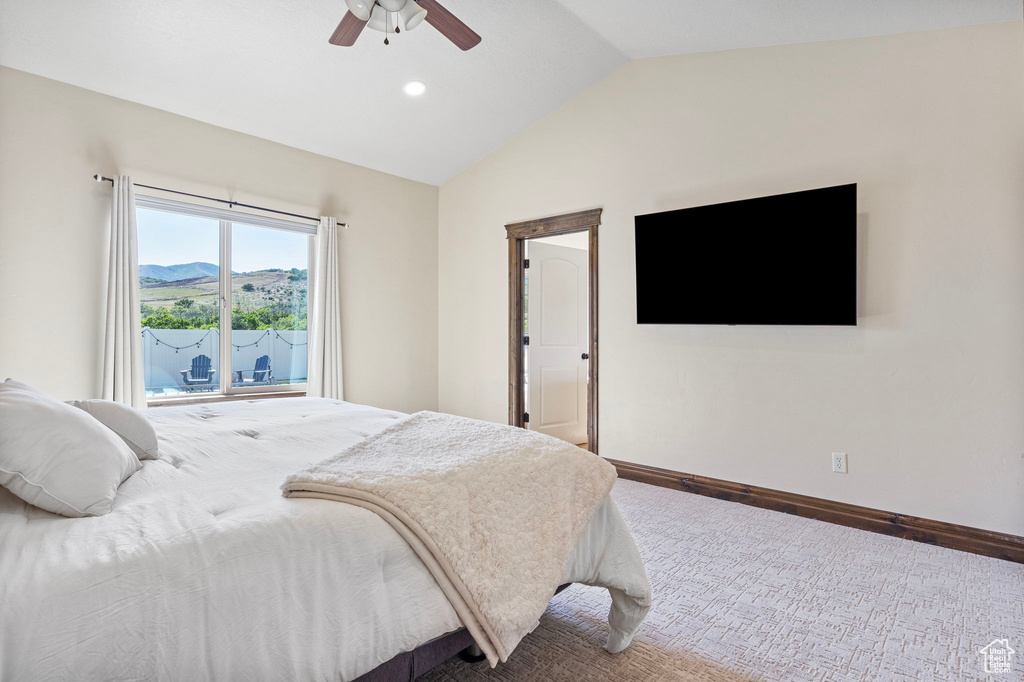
[355, 584, 571, 681]
[354, 627, 477, 682]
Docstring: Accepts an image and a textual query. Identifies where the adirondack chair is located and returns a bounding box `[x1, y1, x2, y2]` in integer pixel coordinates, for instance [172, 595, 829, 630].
[233, 355, 273, 387]
[179, 354, 217, 392]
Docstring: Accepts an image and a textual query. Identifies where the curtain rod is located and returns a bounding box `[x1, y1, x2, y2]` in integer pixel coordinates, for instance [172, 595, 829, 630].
[93, 175, 346, 226]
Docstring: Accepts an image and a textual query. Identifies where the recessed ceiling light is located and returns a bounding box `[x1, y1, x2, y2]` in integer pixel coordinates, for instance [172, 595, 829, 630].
[403, 80, 426, 97]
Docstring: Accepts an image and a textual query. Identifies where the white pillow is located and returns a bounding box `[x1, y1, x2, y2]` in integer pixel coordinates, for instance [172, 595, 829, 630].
[0, 380, 141, 517]
[70, 399, 160, 460]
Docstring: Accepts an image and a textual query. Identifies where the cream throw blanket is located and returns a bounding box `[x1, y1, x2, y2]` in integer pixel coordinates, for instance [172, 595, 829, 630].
[282, 411, 644, 666]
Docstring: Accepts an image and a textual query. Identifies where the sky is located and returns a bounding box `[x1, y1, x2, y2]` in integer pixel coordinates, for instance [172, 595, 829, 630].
[136, 208, 309, 271]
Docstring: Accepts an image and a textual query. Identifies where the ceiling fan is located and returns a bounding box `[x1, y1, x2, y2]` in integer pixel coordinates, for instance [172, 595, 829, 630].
[330, 0, 481, 50]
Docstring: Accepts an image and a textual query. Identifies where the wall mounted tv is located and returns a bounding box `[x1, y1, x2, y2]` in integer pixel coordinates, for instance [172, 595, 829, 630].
[635, 183, 857, 326]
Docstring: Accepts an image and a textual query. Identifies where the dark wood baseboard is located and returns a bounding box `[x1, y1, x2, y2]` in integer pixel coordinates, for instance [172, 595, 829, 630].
[607, 458, 1024, 564]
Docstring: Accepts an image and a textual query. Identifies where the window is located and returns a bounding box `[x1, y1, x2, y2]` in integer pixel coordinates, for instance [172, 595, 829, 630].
[136, 196, 314, 399]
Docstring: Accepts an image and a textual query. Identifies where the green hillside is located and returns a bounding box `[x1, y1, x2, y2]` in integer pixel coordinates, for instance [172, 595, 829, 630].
[140, 268, 308, 330]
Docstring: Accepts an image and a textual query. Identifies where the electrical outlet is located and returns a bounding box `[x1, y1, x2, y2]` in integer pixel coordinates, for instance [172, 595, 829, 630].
[832, 452, 848, 474]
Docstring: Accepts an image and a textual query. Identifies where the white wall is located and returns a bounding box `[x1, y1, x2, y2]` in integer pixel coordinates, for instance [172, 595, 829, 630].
[0, 66, 439, 414]
[438, 22, 1024, 535]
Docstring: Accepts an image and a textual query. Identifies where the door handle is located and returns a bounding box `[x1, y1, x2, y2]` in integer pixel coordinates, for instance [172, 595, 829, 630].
[581, 353, 590, 360]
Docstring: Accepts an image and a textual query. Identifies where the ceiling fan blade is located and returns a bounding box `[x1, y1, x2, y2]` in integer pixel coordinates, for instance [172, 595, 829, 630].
[417, 0, 481, 51]
[329, 11, 367, 46]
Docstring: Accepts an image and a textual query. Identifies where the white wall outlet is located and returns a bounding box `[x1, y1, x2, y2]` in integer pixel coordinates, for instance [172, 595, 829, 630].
[832, 452, 848, 474]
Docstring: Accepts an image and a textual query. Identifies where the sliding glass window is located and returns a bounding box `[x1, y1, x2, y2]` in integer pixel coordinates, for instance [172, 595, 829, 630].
[136, 196, 314, 399]
[229, 223, 309, 389]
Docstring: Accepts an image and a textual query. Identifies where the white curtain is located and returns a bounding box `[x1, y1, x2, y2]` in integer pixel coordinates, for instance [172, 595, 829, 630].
[307, 216, 344, 399]
[101, 175, 147, 407]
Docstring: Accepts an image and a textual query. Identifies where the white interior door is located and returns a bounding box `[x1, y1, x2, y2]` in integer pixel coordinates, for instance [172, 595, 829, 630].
[526, 240, 588, 444]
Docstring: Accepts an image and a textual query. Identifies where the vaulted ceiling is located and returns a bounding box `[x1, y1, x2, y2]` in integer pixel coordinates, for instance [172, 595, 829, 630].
[1, 0, 1019, 185]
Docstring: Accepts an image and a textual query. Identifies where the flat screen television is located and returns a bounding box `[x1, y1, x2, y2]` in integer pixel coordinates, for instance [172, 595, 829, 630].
[635, 183, 857, 326]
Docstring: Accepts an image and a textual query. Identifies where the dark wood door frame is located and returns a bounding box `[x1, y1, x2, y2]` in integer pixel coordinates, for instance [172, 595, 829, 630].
[506, 208, 601, 454]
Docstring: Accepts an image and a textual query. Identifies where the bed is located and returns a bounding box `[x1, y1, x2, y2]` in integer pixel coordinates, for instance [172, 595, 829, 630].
[0, 398, 648, 681]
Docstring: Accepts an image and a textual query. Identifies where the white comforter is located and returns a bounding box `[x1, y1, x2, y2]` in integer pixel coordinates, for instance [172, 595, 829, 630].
[0, 398, 647, 682]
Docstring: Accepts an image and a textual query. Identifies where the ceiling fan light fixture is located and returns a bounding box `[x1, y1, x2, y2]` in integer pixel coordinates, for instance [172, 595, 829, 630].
[343, 0, 372, 21]
[398, 1, 427, 30]
[367, 4, 391, 32]
[403, 80, 426, 97]
[329, 0, 480, 51]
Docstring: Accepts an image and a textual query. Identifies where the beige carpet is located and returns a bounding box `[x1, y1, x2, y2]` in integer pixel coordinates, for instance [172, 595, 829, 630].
[421, 479, 1023, 681]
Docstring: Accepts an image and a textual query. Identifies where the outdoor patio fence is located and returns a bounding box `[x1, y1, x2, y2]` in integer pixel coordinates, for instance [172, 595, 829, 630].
[141, 327, 308, 395]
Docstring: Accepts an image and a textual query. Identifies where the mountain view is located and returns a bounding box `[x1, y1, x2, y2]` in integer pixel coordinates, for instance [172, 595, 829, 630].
[139, 261, 222, 282]
[139, 263, 308, 331]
